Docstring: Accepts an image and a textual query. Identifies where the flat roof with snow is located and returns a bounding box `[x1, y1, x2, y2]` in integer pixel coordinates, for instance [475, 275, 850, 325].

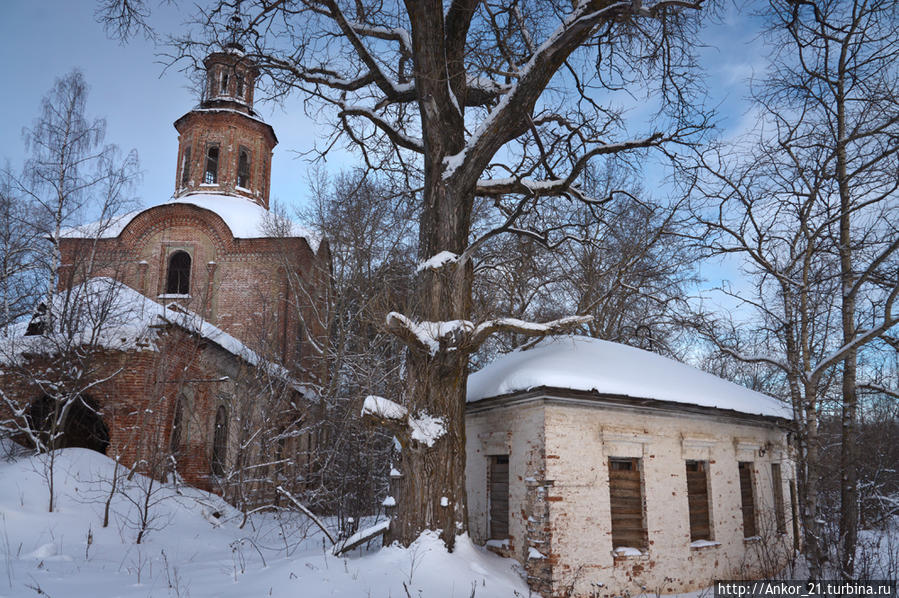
[467, 336, 791, 420]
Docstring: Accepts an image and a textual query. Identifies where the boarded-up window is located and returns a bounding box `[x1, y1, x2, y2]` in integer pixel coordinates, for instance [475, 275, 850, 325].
[738, 462, 756, 537]
[489, 455, 509, 540]
[771, 463, 786, 534]
[686, 460, 712, 541]
[609, 457, 647, 550]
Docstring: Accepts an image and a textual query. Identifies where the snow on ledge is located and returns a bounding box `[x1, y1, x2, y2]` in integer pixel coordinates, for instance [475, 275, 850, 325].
[613, 546, 644, 557]
[362, 395, 407, 420]
[528, 547, 546, 560]
[689, 540, 721, 549]
[416, 251, 459, 273]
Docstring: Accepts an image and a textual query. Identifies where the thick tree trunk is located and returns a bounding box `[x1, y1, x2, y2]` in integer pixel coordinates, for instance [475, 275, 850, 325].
[387, 0, 475, 551]
[391, 349, 470, 549]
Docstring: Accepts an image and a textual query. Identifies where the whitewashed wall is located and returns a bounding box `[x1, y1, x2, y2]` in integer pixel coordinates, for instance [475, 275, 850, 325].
[466, 397, 797, 597]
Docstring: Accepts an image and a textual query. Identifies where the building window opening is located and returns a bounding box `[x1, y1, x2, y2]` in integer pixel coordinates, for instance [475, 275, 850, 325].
[686, 460, 712, 541]
[237, 148, 251, 188]
[738, 461, 757, 537]
[28, 394, 109, 454]
[488, 455, 509, 540]
[180, 146, 191, 188]
[771, 463, 786, 534]
[236, 75, 244, 98]
[608, 457, 647, 551]
[220, 72, 229, 95]
[211, 406, 228, 477]
[204, 145, 219, 184]
[166, 251, 191, 295]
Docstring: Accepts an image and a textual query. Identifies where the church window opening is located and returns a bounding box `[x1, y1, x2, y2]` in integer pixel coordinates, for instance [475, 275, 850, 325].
[205, 145, 219, 184]
[28, 395, 109, 454]
[211, 406, 228, 476]
[220, 71, 229, 95]
[180, 146, 191, 188]
[237, 147, 251, 188]
[236, 75, 244, 98]
[166, 251, 191, 295]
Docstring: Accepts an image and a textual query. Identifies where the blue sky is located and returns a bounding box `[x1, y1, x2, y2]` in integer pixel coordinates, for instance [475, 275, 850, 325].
[0, 1, 766, 280]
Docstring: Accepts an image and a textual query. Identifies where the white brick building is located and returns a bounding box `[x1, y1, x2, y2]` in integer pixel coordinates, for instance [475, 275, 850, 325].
[466, 336, 798, 597]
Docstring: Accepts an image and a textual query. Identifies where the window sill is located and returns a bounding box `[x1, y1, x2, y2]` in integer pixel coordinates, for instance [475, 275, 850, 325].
[158, 294, 191, 300]
[690, 540, 721, 550]
[612, 547, 648, 561]
[743, 536, 761, 543]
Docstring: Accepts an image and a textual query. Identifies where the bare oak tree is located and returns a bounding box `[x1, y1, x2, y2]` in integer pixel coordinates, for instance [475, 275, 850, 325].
[104, 0, 711, 548]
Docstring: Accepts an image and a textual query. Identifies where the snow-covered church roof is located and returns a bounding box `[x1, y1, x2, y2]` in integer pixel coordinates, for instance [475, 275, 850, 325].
[61, 194, 321, 252]
[0, 278, 294, 384]
[467, 335, 790, 419]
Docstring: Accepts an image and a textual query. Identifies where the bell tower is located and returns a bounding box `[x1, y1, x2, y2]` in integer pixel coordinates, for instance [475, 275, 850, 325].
[173, 42, 278, 208]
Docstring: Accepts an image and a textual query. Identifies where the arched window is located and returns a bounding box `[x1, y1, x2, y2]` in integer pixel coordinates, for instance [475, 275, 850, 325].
[180, 146, 191, 188]
[166, 251, 191, 295]
[169, 396, 184, 456]
[220, 72, 229, 95]
[236, 75, 244, 98]
[211, 406, 228, 477]
[204, 145, 219, 184]
[237, 148, 251, 188]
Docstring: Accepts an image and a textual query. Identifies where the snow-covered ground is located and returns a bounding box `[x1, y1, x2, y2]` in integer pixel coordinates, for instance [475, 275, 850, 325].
[0, 444, 528, 597]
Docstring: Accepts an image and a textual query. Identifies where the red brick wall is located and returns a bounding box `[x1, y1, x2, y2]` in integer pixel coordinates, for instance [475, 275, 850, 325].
[58, 202, 328, 377]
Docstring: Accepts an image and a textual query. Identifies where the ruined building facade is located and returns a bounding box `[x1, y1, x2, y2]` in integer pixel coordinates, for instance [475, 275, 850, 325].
[1, 45, 328, 500]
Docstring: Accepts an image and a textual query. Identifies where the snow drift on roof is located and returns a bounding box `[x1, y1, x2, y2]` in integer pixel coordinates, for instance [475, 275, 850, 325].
[0, 277, 293, 383]
[466, 335, 790, 419]
[60, 193, 321, 252]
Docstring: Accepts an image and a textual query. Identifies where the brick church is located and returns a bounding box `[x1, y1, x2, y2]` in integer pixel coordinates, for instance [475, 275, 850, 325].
[0, 44, 329, 498]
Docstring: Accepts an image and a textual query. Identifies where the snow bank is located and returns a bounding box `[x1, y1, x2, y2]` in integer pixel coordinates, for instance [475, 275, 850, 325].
[467, 335, 791, 419]
[0, 443, 529, 597]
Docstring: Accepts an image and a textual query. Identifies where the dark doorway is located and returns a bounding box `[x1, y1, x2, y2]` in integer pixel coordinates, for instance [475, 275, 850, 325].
[28, 395, 110, 454]
[489, 455, 509, 540]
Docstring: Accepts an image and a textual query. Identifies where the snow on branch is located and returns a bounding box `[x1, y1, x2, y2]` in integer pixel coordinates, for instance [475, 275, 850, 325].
[470, 315, 592, 347]
[361, 395, 407, 420]
[386, 311, 592, 354]
[416, 251, 459, 273]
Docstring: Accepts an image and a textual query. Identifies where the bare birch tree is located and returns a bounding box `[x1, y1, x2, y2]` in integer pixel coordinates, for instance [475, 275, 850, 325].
[692, 0, 899, 576]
